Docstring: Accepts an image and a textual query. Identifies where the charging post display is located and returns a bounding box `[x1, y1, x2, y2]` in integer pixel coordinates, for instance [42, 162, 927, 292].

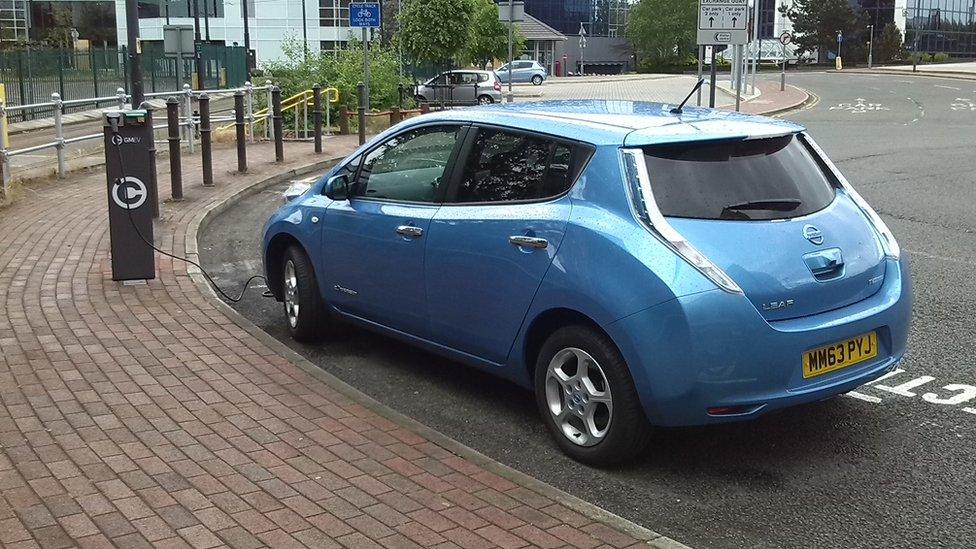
[104, 110, 156, 281]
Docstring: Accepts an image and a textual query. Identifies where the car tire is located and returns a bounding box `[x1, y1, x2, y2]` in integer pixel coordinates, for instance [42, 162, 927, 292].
[281, 245, 328, 343]
[478, 95, 494, 105]
[414, 95, 426, 103]
[532, 75, 544, 86]
[534, 325, 653, 465]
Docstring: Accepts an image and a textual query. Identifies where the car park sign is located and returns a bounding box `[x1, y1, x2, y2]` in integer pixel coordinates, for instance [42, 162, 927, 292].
[698, 0, 749, 45]
[349, 2, 380, 27]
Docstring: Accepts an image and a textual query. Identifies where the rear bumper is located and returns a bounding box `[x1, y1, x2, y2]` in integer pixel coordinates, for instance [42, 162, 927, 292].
[606, 258, 912, 427]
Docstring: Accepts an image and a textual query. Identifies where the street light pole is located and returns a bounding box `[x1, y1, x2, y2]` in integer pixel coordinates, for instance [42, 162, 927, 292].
[867, 24, 874, 68]
[124, 0, 144, 107]
[301, 0, 308, 59]
[507, 0, 513, 102]
[192, 0, 205, 88]
[242, 0, 251, 78]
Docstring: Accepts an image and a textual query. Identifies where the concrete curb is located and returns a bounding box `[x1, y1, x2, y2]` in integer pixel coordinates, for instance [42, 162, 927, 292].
[184, 157, 692, 549]
[753, 84, 813, 117]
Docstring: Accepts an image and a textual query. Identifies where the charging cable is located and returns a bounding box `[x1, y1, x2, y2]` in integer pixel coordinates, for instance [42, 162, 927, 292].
[110, 122, 266, 303]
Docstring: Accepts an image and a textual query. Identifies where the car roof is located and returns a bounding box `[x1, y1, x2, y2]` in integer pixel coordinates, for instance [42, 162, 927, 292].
[407, 100, 805, 147]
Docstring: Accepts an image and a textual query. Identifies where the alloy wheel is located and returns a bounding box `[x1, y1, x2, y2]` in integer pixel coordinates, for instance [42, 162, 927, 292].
[284, 259, 299, 328]
[544, 347, 613, 447]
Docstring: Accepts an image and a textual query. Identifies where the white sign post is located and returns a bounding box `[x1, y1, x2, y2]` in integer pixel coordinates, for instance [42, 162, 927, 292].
[698, 0, 749, 111]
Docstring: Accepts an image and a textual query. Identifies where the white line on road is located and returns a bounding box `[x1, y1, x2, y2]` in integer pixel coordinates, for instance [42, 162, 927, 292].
[936, 85, 962, 91]
[847, 391, 883, 403]
[964, 408, 976, 415]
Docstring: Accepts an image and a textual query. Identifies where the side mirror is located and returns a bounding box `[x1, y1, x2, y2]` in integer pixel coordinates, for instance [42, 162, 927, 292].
[324, 174, 350, 200]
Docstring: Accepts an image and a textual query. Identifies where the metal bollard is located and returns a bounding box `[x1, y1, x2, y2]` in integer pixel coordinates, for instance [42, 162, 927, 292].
[357, 82, 366, 146]
[338, 105, 350, 135]
[390, 107, 401, 126]
[140, 101, 160, 218]
[234, 92, 247, 173]
[116, 87, 127, 110]
[265, 80, 273, 141]
[166, 97, 183, 201]
[312, 84, 323, 154]
[271, 86, 284, 162]
[397, 83, 404, 110]
[183, 84, 195, 154]
[199, 93, 214, 187]
[244, 81, 255, 143]
[52, 92, 66, 179]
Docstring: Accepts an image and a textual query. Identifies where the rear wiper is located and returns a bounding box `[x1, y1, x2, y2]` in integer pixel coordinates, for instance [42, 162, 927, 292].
[721, 198, 802, 213]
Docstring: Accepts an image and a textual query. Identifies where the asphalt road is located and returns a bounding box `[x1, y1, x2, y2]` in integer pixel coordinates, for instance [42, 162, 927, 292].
[199, 72, 976, 549]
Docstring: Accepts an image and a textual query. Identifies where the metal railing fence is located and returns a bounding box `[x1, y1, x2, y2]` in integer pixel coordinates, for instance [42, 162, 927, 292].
[0, 45, 249, 120]
[0, 81, 273, 195]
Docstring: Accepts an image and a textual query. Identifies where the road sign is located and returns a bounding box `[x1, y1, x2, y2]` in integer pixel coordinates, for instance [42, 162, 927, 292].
[350, 2, 381, 28]
[698, 0, 748, 45]
[779, 31, 792, 46]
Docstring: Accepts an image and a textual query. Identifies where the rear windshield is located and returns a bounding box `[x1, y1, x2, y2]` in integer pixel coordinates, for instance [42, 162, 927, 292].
[644, 135, 836, 220]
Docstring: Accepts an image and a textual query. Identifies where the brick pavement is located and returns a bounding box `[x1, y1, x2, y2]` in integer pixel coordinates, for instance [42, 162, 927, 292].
[0, 138, 680, 548]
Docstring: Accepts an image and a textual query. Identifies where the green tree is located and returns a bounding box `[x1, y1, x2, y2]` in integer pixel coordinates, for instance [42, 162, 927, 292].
[780, 0, 860, 63]
[264, 36, 410, 110]
[399, 0, 474, 67]
[463, 0, 525, 68]
[625, 0, 697, 70]
[875, 23, 905, 63]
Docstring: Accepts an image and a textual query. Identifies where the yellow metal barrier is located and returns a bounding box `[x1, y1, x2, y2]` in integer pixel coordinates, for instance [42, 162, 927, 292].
[217, 87, 341, 137]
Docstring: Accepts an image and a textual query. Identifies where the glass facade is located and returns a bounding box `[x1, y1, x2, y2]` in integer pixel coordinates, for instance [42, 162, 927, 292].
[521, 0, 631, 36]
[906, 0, 976, 56]
[137, 0, 226, 19]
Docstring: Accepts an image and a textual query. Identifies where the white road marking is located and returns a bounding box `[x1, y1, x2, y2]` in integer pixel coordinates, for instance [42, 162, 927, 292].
[876, 375, 937, 397]
[828, 98, 891, 114]
[922, 384, 976, 405]
[849, 369, 976, 420]
[846, 391, 882, 403]
[951, 98, 976, 111]
[936, 84, 962, 91]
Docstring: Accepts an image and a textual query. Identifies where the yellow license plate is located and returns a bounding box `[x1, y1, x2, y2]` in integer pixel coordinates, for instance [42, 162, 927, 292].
[803, 332, 878, 379]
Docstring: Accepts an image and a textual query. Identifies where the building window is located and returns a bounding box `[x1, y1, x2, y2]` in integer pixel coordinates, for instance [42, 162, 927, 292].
[0, 0, 30, 42]
[320, 0, 349, 27]
[320, 40, 347, 53]
[137, 0, 225, 19]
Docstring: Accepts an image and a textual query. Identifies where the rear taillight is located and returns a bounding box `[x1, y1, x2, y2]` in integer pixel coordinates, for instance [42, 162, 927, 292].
[802, 134, 900, 259]
[621, 149, 743, 294]
[494, 80, 501, 92]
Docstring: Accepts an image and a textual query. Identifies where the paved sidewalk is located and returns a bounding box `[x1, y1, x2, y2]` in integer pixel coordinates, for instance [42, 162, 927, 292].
[0, 139, 678, 548]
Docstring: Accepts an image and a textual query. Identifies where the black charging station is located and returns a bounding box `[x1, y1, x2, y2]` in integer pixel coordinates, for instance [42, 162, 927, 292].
[104, 110, 156, 281]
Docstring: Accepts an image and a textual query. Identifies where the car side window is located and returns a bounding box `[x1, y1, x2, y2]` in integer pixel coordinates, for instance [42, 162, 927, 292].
[454, 128, 576, 203]
[459, 73, 478, 85]
[353, 126, 460, 203]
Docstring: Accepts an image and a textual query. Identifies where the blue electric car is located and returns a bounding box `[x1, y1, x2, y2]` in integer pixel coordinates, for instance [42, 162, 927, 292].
[262, 101, 911, 464]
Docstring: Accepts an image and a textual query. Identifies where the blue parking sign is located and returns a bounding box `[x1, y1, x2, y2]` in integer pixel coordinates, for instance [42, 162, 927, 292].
[350, 2, 381, 28]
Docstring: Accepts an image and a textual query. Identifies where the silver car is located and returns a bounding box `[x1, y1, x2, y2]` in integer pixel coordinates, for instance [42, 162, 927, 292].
[414, 70, 503, 106]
